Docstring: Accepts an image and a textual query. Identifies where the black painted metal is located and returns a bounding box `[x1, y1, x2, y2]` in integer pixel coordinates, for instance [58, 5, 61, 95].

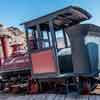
[49, 20, 60, 74]
[64, 24, 100, 76]
[62, 28, 68, 47]
[47, 31, 51, 47]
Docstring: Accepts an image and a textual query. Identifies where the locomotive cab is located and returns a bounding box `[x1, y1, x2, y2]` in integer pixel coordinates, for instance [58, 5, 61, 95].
[22, 6, 100, 94]
[22, 6, 92, 79]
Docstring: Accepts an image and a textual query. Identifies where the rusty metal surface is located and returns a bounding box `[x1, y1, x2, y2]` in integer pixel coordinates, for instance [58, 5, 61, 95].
[0, 53, 31, 72]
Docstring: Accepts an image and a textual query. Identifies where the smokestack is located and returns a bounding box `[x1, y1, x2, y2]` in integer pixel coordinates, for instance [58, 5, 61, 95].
[0, 36, 9, 59]
[0, 24, 11, 60]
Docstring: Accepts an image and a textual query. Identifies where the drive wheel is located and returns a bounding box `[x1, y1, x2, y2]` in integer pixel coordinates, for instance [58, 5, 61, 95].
[79, 77, 90, 95]
[28, 80, 40, 94]
[11, 86, 20, 94]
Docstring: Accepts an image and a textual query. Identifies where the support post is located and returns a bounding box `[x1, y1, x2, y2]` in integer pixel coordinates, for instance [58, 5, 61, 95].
[32, 30, 38, 49]
[47, 31, 51, 47]
[36, 24, 42, 48]
[65, 79, 69, 94]
[49, 20, 60, 73]
[62, 28, 68, 48]
[24, 27, 30, 53]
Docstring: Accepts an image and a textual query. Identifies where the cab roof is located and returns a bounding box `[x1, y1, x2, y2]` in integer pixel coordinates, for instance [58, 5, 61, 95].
[21, 6, 91, 29]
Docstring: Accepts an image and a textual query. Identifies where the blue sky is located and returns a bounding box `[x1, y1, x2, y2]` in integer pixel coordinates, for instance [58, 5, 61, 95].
[0, 0, 100, 29]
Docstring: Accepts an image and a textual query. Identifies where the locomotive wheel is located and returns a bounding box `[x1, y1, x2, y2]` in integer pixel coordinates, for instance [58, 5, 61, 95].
[79, 77, 90, 95]
[11, 86, 20, 94]
[28, 80, 40, 94]
[0, 82, 4, 90]
[3, 83, 11, 93]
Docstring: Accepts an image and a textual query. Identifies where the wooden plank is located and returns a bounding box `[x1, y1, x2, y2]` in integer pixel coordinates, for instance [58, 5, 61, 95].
[54, 95, 65, 100]
[46, 94, 56, 100]
[65, 94, 89, 100]
[88, 96, 97, 100]
[1, 93, 100, 100]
